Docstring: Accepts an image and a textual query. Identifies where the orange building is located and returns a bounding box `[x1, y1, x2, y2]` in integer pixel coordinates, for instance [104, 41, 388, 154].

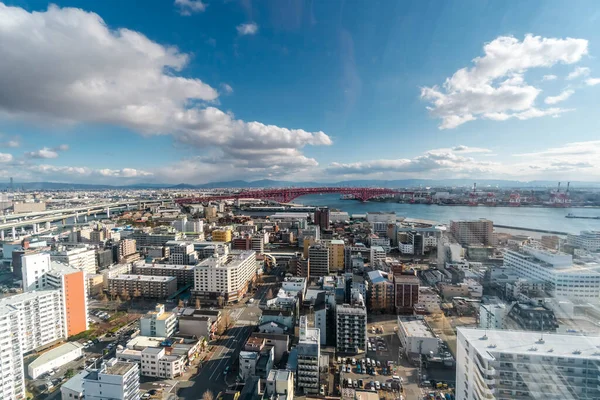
[47, 262, 89, 337]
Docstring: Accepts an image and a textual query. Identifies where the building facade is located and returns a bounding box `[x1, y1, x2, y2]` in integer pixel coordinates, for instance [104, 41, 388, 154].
[83, 359, 140, 400]
[308, 244, 329, 277]
[140, 304, 177, 337]
[108, 275, 177, 299]
[450, 219, 494, 246]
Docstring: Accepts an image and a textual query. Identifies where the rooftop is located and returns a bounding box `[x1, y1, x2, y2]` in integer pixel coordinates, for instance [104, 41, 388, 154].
[104, 360, 137, 376]
[110, 274, 176, 282]
[48, 261, 81, 275]
[459, 327, 600, 360]
[29, 342, 83, 369]
[136, 263, 197, 271]
[197, 250, 255, 269]
[61, 370, 87, 394]
[398, 316, 435, 339]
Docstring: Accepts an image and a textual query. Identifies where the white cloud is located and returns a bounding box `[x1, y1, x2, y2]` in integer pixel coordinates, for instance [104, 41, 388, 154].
[0, 140, 19, 148]
[237, 22, 259, 36]
[566, 66, 590, 80]
[174, 0, 206, 16]
[0, 153, 13, 163]
[544, 89, 574, 104]
[0, 3, 329, 179]
[421, 34, 588, 129]
[542, 74, 557, 81]
[449, 145, 492, 153]
[585, 78, 600, 86]
[221, 83, 234, 94]
[29, 164, 153, 180]
[25, 148, 59, 159]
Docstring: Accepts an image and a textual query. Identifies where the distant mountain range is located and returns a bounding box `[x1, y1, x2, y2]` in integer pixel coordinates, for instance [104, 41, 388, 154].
[3, 179, 600, 190]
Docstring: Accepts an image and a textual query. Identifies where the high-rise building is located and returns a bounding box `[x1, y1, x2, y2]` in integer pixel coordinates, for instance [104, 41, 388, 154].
[117, 239, 138, 263]
[172, 216, 204, 233]
[366, 270, 394, 314]
[394, 273, 420, 314]
[456, 327, 600, 400]
[503, 244, 600, 300]
[46, 262, 89, 337]
[21, 252, 51, 291]
[313, 207, 330, 231]
[297, 316, 320, 394]
[83, 358, 140, 400]
[327, 239, 345, 271]
[370, 246, 386, 265]
[308, 243, 329, 277]
[193, 250, 257, 303]
[51, 246, 98, 275]
[335, 291, 367, 354]
[450, 219, 494, 246]
[0, 304, 25, 399]
[167, 242, 197, 265]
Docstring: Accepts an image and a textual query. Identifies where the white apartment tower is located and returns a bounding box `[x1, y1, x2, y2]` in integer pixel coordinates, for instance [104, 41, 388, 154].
[83, 358, 140, 400]
[456, 327, 600, 400]
[21, 252, 51, 292]
[0, 305, 25, 399]
[51, 246, 98, 275]
[193, 250, 257, 303]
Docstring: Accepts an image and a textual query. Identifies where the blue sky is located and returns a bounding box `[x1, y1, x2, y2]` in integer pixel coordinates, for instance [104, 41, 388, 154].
[1, 0, 600, 184]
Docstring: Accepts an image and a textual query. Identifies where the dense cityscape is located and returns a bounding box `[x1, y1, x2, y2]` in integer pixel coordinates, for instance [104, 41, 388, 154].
[0, 186, 598, 400]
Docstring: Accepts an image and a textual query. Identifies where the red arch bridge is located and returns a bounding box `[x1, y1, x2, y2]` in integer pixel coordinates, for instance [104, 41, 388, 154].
[175, 187, 426, 204]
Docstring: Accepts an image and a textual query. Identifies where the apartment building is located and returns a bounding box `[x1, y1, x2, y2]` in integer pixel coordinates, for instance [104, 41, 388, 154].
[193, 250, 257, 304]
[308, 243, 329, 277]
[21, 252, 51, 292]
[166, 242, 198, 265]
[45, 262, 89, 337]
[394, 273, 420, 314]
[450, 219, 494, 246]
[335, 292, 367, 354]
[297, 316, 320, 394]
[266, 369, 294, 400]
[83, 358, 140, 400]
[370, 246, 386, 265]
[140, 304, 177, 338]
[567, 230, 600, 252]
[314, 207, 330, 230]
[101, 263, 132, 288]
[51, 246, 98, 275]
[172, 217, 203, 233]
[211, 229, 232, 242]
[117, 239, 139, 263]
[108, 275, 177, 299]
[456, 327, 600, 400]
[0, 290, 64, 353]
[140, 347, 184, 379]
[503, 245, 600, 300]
[0, 304, 25, 400]
[327, 239, 345, 271]
[133, 262, 196, 287]
[131, 230, 182, 249]
[366, 270, 395, 314]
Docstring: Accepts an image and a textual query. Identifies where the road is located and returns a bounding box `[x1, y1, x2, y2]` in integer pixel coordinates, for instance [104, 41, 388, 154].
[177, 281, 275, 399]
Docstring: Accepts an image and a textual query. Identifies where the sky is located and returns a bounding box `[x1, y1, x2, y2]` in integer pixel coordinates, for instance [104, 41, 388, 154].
[1, 0, 600, 185]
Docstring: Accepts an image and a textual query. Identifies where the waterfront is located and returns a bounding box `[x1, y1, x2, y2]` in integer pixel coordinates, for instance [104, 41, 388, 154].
[293, 194, 600, 234]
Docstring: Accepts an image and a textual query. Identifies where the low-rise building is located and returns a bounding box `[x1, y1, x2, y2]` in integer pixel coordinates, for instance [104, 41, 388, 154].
[397, 316, 441, 357]
[178, 308, 221, 340]
[108, 274, 177, 299]
[61, 370, 86, 400]
[266, 369, 294, 400]
[83, 358, 140, 400]
[140, 304, 177, 337]
[394, 273, 420, 314]
[140, 347, 184, 379]
[29, 342, 84, 379]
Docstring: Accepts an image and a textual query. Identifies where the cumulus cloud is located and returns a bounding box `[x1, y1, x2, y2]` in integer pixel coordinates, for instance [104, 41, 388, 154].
[237, 22, 259, 36]
[421, 34, 588, 129]
[24, 144, 70, 159]
[566, 66, 590, 80]
[542, 74, 557, 81]
[0, 3, 329, 179]
[585, 78, 600, 86]
[544, 89, 574, 104]
[0, 153, 13, 163]
[29, 164, 153, 179]
[174, 0, 206, 15]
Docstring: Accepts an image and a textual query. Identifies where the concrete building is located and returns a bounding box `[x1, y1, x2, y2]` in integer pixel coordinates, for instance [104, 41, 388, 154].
[108, 275, 177, 299]
[450, 219, 494, 246]
[335, 291, 367, 354]
[297, 316, 320, 394]
[479, 298, 507, 330]
[46, 262, 89, 337]
[0, 304, 25, 399]
[281, 277, 307, 297]
[117, 239, 139, 263]
[416, 287, 441, 314]
[567, 230, 600, 252]
[394, 273, 420, 314]
[131, 230, 181, 249]
[266, 369, 294, 400]
[366, 212, 396, 224]
[140, 347, 184, 379]
[250, 333, 289, 363]
[503, 244, 600, 300]
[366, 270, 394, 314]
[211, 229, 232, 242]
[133, 261, 196, 287]
[456, 327, 600, 400]
[51, 246, 98, 275]
[314, 207, 330, 231]
[172, 217, 203, 233]
[0, 290, 64, 353]
[308, 243, 329, 277]
[140, 304, 177, 337]
[22, 252, 51, 292]
[178, 308, 221, 340]
[327, 239, 345, 271]
[101, 263, 132, 288]
[28, 342, 84, 379]
[167, 242, 198, 265]
[83, 358, 140, 400]
[397, 316, 440, 356]
[61, 370, 86, 400]
[370, 246, 386, 266]
[193, 250, 257, 304]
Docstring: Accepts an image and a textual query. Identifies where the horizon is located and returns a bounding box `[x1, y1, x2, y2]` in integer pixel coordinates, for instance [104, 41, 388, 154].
[1, 1, 600, 184]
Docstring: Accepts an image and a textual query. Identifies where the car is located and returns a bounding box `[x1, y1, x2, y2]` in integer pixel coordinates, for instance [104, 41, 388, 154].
[376, 360, 381, 368]
[356, 364, 361, 373]
[353, 380, 358, 388]
[142, 394, 151, 399]
[358, 379, 364, 388]
[375, 381, 381, 390]
[351, 357, 356, 365]
[392, 375, 402, 382]
[337, 357, 342, 364]
[319, 385, 325, 395]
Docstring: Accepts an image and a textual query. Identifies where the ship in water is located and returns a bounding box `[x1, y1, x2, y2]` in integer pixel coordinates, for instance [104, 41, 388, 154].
[565, 213, 600, 219]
